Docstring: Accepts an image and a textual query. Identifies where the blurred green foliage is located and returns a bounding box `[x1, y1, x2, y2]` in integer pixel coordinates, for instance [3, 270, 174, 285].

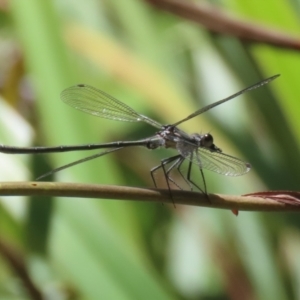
[0, 0, 299, 299]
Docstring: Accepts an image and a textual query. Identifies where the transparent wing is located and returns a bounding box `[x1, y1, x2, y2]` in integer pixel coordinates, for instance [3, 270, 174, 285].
[36, 148, 122, 180]
[172, 74, 280, 127]
[177, 142, 250, 176]
[61, 84, 162, 129]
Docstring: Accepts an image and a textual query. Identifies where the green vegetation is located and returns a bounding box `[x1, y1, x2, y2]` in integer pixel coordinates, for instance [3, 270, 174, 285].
[0, 0, 300, 299]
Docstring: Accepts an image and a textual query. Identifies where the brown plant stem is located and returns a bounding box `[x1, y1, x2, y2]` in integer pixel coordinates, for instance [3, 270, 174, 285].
[145, 0, 300, 51]
[0, 181, 298, 212]
[0, 238, 43, 300]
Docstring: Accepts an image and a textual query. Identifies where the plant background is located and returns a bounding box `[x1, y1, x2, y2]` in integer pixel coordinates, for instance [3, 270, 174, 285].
[0, 0, 300, 299]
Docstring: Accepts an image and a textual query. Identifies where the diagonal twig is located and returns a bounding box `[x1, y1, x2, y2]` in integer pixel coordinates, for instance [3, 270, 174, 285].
[145, 0, 300, 51]
[0, 238, 43, 300]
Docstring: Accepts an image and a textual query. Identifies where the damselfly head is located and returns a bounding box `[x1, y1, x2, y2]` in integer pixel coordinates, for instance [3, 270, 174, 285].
[192, 133, 222, 152]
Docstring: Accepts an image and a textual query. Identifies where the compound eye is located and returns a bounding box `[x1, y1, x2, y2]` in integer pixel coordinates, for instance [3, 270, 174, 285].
[202, 133, 213, 147]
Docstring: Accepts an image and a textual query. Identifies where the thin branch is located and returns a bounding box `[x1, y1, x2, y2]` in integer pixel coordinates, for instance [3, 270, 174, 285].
[0, 238, 43, 300]
[0, 181, 299, 212]
[145, 0, 300, 51]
